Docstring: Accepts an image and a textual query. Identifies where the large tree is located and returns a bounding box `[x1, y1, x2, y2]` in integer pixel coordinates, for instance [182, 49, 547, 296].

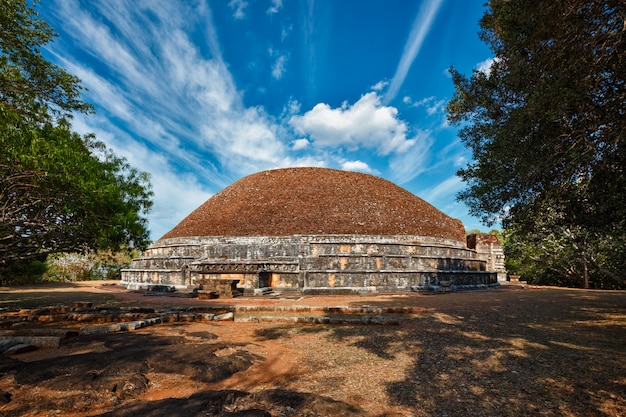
[1, 0, 152, 281]
[0, 0, 92, 121]
[447, 0, 626, 287]
[1, 109, 152, 265]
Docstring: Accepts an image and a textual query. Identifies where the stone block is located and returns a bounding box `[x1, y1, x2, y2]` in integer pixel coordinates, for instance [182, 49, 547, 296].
[3, 344, 37, 355]
[214, 312, 234, 321]
[79, 323, 122, 335]
[0, 336, 60, 348]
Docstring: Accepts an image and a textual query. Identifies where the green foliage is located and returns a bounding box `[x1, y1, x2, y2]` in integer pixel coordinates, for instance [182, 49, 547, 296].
[0, 258, 47, 286]
[503, 225, 625, 289]
[0, 0, 93, 121]
[447, 0, 626, 288]
[44, 250, 134, 282]
[0, 107, 153, 272]
[0, 1, 153, 282]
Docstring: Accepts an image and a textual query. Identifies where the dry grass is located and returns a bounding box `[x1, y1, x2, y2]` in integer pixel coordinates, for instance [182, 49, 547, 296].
[0, 285, 624, 416]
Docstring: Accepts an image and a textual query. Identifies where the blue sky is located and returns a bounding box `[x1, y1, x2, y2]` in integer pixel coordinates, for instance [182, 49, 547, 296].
[38, 0, 494, 240]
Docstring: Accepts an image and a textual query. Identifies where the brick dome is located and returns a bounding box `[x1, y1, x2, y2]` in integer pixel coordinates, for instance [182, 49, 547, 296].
[161, 167, 465, 242]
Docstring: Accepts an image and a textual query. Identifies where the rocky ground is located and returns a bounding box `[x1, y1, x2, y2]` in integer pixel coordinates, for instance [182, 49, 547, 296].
[0, 282, 624, 416]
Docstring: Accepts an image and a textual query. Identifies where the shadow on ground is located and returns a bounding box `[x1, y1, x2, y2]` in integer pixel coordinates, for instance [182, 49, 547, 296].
[0, 282, 120, 309]
[0, 325, 364, 416]
[253, 288, 626, 416]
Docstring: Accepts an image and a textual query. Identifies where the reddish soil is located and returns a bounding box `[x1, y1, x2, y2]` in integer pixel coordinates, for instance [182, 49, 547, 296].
[0, 282, 625, 416]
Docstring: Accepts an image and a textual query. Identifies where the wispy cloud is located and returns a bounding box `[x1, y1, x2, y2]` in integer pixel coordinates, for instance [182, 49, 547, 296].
[45, 0, 293, 238]
[389, 130, 434, 184]
[420, 175, 465, 207]
[301, 0, 331, 101]
[403, 95, 446, 116]
[271, 53, 288, 79]
[384, 0, 444, 103]
[41, 0, 478, 239]
[267, 0, 283, 15]
[229, 0, 248, 19]
[371, 80, 389, 92]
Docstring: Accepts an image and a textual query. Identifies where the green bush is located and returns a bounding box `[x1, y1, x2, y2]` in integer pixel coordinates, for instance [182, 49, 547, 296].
[44, 250, 132, 282]
[0, 259, 48, 286]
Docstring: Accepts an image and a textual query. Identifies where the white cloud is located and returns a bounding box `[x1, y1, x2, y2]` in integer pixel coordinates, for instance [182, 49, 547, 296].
[143, 164, 212, 240]
[281, 156, 327, 168]
[229, 0, 248, 19]
[267, 0, 283, 14]
[290, 92, 415, 155]
[201, 105, 286, 174]
[271, 55, 287, 79]
[56, 0, 290, 175]
[384, 0, 444, 103]
[454, 155, 467, 167]
[281, 24, 293, 42]
[70, 115, 212, 241]
[46, 0, 305, 238]
[421, 175, 465, 205]
[341, 160, 378, 174]
[283, 99, 301, 116]
[403, 95, 445, 116]
[429, 139, 471, 172]
[426, 100, 445, 116]
[476, 57, 499, 75]
[389, 130, 434, 184]
[291, 138, 310, 151]
[44, 0, 456, 240]
[371, 80, 389, 91]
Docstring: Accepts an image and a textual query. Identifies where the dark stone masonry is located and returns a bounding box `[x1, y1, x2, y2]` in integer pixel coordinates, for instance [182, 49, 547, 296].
[121, 168, 506, 294]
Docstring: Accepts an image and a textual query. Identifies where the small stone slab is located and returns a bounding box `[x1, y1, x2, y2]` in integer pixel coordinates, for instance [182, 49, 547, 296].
[0, 336, 60, 348]
[253, 287, 273, 295]
[147, 285, 175, 292]
[214, 312, 234, 321]
[3, 343, 37, 355]
[0, 340, 19, 352]
[197, 290, 219, 299]
[79, 323, 122, 335]
[0, 329, 78, 339]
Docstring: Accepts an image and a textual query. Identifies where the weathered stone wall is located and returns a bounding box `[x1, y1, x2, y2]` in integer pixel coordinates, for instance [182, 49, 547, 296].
[121, 234, 498, 292]
[466, 234, 507, 282]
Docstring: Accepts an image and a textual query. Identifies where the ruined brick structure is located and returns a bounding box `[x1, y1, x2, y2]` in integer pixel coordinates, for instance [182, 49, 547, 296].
[121, 168, 501, 293]
[467, 233, 507, 282]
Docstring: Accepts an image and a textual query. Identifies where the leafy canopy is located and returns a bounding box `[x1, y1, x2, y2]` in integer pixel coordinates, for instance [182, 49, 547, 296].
[1, 0, 153, 281]
[0, 108, 153, 265]
[447, 0, 625, 288]
[0, 0, 92, 121]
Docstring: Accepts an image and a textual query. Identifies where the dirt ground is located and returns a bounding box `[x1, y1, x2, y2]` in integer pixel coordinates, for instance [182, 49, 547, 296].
[0, 282, 625, 417]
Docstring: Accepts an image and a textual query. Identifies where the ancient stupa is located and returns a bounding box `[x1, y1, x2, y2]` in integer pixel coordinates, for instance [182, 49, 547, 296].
[121, 167, 500, 294]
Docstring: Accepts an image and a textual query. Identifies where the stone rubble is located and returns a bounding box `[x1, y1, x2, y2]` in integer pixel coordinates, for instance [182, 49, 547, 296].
[0, 299, 428, 355]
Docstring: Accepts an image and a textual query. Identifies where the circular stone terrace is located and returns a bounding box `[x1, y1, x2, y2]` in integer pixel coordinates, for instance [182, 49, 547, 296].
[121, 168, 498, 294]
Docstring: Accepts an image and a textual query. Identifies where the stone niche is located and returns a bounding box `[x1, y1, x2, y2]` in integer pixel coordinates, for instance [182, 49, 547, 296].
[121, 234, 499, 294]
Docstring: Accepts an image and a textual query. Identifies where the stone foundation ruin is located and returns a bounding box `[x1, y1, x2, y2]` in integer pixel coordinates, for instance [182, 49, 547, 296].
[121, 168, 505, 294]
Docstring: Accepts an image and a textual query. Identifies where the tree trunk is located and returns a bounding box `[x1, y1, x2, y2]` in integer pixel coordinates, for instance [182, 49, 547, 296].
[582, 251, 589, 289]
